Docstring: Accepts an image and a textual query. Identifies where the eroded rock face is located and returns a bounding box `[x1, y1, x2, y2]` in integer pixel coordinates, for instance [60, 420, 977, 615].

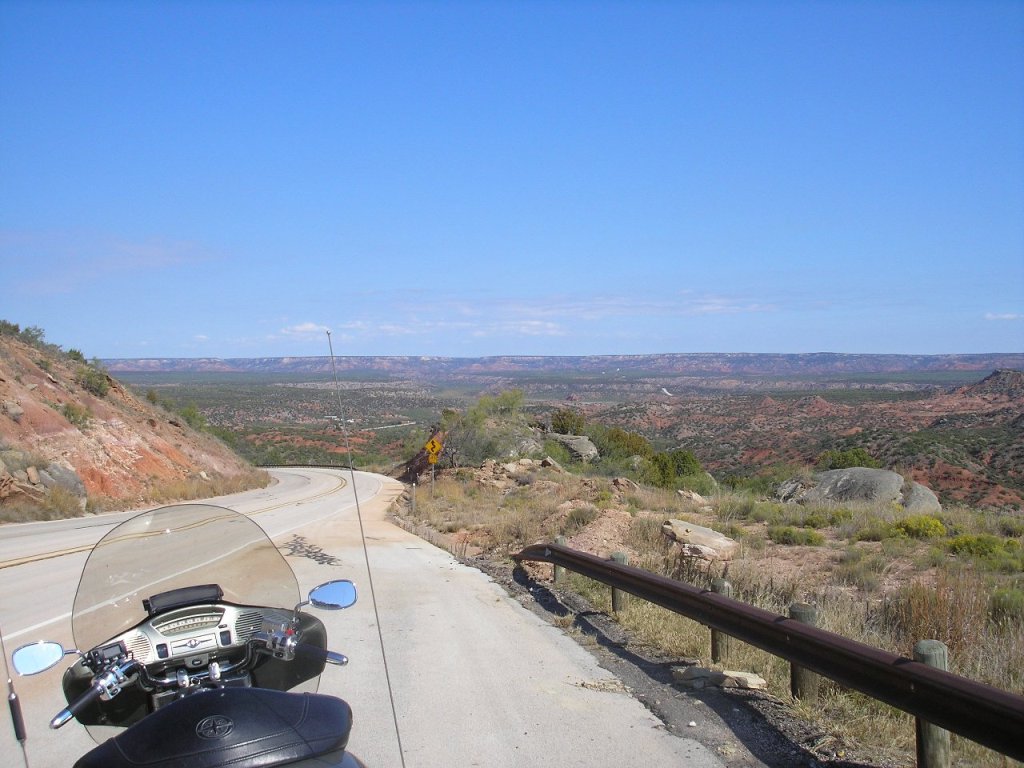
[780, 467, 942, 514]
[0, 448, 88, 508]
[0, 334, 263, 509]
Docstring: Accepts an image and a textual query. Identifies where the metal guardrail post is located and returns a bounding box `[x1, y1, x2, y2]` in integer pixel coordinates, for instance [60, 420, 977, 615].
[610, 552, 628, 613]
[915, 640, 951, 768]
[789, 602, 819, 703]
[710, 578, 732, 664]
[512, 542, 1024, 762]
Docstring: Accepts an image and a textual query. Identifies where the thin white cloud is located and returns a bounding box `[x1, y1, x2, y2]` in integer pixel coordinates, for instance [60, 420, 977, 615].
[985, 312, 1022, 321]
[492, 293, 777, 321]
[309, 290, 776, 344]
[280, 322, 331, 337]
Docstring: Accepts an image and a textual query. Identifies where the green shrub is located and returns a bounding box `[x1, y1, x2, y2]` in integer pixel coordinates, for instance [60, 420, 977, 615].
[76, 365, 109, 397]
[834, 546, 885, 591]
[551, 408, 585, 435]
[718, 495, 757, 520]
[563, 504, 599, 535]
[642, 449, 705, 490]
[587, 425, 653, 460]
[768, 526, 825, 546]
[179, 404, 207, 430]
[989, 587, 1024, 624]
[750, 502, 785, 525]
[66, 348, 86, 363]
[948, 534, 1005, 558]
[854, 519, 895, 542]
[542, 440, 573, 466]
[893, 515, 947, 539]
[792, 507, 851, 528]
[996, 517, 1024, 538]
[816, 447, 881, 470]
[948, 534, 1024, 573]
[60, 402, 91, 429]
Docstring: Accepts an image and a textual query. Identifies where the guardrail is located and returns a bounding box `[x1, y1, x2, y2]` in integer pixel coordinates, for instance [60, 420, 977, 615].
[514, 542, 1024, 763]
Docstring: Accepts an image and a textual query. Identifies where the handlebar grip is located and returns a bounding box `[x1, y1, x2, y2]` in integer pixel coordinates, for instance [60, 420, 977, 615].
[295, 643, 348, 666]
[50, 682, 102, 729]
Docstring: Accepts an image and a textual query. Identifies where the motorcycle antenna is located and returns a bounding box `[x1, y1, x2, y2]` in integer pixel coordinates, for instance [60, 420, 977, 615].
[326, 331, 407, 768]
[0, 626, 30, 768]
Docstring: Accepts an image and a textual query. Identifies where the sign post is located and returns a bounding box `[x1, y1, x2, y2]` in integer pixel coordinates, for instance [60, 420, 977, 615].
[424, 438, 443, 497]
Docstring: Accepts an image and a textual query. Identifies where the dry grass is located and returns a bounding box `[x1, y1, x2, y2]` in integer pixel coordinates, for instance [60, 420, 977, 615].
[418, 471, 1024, 767]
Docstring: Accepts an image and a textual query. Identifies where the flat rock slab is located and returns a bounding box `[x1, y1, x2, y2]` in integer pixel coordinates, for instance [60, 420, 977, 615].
[673, 667, 768, 690]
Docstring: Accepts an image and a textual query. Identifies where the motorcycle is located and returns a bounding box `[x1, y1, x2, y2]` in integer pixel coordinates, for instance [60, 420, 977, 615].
[11, 502, 366, 768]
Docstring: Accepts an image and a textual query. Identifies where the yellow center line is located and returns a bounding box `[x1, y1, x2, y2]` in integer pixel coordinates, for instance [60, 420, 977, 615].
[0, 471, 349, 570]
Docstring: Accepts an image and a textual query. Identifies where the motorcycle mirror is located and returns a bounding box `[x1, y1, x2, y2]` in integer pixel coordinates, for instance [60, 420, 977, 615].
[308, 580, 357, 610]
[12, 641, 69, 676]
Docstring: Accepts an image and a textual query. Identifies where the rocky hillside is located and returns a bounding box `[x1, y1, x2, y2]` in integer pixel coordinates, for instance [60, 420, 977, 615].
[0, 332, 265, 516]
[591, 369, 1024, 509]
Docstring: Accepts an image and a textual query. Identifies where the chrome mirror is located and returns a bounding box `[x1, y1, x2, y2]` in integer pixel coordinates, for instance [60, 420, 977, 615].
[308, 580, 357, 610]
[12, 641, 67, 675]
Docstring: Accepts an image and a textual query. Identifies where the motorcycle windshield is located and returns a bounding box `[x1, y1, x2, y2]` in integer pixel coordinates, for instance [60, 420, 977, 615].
[72, 504, 300, 652]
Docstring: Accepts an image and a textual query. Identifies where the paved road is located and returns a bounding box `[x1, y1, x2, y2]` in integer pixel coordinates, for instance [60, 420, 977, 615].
[0, 469, 723, 767]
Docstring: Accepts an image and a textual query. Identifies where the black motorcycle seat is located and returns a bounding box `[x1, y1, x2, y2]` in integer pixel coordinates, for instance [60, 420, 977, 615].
[73, 687, 353, 768]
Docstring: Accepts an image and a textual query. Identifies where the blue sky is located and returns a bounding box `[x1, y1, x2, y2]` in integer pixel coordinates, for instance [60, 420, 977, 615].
[1, 1, 1021, 358]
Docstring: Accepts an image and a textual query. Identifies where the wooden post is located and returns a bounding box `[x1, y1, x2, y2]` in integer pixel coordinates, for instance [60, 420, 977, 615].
[553, 536, 567, 584]
[411, 482, 417, 517]
[710, 578, 733, 664]
[788, 602, 819, 703]
[914, 640, 951, 768]
[611, 552, 628, 613]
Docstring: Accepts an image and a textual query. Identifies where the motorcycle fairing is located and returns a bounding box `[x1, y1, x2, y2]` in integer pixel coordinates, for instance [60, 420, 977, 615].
[71, 687, 353, 768]
[62, 612, 329, 728]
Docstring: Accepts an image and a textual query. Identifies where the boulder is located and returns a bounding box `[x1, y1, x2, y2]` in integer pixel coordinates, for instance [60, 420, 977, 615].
[662, 519, 739, 561]
[677, 489, 709, 505]
[44, 462, 84, 493]
[902, 482, 942, 514]
[547, 433, 600, 463]
[783, 467, 942, 514]
[540, 456, 565, 473]
[613, 477, 639, 492]
[3, 401, 23, 423]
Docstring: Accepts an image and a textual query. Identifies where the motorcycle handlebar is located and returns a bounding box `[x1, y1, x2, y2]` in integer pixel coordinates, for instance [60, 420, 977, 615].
[294, 642, 348, 666]
[50, 683, 101, 729]
[50, 660, 138, 730]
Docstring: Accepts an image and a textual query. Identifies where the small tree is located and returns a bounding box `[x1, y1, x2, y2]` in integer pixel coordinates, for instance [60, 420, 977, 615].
[551, 408, 585, 435]
[817, 447, 881, 470]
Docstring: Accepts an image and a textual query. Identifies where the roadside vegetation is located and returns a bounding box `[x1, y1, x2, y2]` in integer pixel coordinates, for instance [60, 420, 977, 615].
[401, 391, 1024, 768]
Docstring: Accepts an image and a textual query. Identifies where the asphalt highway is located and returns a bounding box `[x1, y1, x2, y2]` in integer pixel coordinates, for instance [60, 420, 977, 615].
[0, 468, 723, 767]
